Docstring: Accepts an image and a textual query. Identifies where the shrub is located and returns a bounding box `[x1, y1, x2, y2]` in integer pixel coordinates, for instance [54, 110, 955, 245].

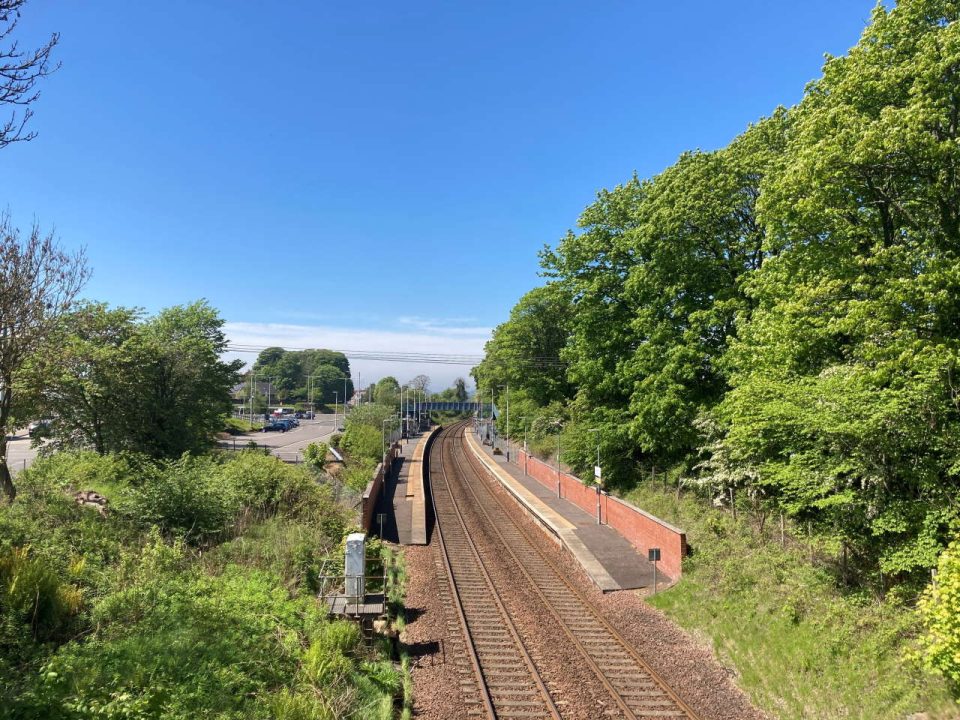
[915, 538, 960, 685]
[0, 546, 82, 642]
[17, 451, 138, 499]
[303, 442, 329, 472]
[341, 425, 384, 466]
[126, 455, 240, 543]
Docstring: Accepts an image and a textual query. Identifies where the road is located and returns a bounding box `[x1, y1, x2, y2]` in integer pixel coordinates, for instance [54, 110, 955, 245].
[4, 430, 40, 474]
[219, 415, 343, 461]
[2, 414, 341, 473]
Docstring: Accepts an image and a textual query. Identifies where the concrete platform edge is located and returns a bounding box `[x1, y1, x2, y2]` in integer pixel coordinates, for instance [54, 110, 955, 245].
[463, 429, 621, 593]
[408, 427, 440, 546]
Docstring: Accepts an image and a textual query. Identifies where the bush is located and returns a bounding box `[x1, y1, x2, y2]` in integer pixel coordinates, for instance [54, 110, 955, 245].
[16, 530, 400, 720]
[125, 455, 239, 543]
[0, 546, 83, 642]
[302, 442, 329, 472]
[223, 416, 260, 434]
[341, 425, 383, 466]
[17, 451, 138, 499]
[915, 538, 960, 685]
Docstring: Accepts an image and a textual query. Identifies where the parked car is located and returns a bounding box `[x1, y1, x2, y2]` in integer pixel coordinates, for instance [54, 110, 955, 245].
[261, 422, 284, 432]
[274, 419, 295, 431]
[28, 419, 52, 437]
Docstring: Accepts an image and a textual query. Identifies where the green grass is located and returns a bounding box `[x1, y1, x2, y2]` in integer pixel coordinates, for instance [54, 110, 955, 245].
[624, 482, 959, 720]
[0, 450, 400, 720]
[223, 416, 262, 434]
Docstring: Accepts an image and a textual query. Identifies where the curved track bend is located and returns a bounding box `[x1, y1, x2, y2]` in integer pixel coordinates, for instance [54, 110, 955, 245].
[428, 421, 701, 720]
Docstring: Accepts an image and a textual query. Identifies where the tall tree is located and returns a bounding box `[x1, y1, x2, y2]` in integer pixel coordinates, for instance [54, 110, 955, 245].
[0, 0, 59, 148]
[454, 377, 468, 402]
[0, 218, 88, 500]
[22, 303, 140, 454]
[723, 0, 960, 582]
[124, 301, 242, 458]
[373, 376, 400, 406]
[473, 284, 572, 407]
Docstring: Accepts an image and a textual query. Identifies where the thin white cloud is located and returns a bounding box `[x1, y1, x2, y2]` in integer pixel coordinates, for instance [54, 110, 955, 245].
[223, 320, 489, 391]
[396, 315, 491, 336]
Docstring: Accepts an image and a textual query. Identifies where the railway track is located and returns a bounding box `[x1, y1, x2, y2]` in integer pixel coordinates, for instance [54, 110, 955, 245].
[429, 421, 701, 720]
[429, 424, 561, 719]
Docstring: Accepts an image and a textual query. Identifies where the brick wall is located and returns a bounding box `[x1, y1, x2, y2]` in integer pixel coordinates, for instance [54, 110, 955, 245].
[360, 441, 401, 533]
[516, 448, 687, 578]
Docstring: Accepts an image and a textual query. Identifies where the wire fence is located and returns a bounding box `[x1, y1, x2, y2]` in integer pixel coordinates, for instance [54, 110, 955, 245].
[217, 439, 305, 464]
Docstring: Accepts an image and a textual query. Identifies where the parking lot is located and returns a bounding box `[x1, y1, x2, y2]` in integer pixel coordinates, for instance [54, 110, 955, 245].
[219, 415, 343, 462]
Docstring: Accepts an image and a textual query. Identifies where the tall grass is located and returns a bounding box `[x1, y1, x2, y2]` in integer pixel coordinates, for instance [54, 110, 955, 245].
[625, 482, 959, 719]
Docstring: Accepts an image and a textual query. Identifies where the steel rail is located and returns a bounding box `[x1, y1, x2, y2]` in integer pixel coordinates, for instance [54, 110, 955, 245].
[450, 422, 702, 720]
[429, 424, 561, 720]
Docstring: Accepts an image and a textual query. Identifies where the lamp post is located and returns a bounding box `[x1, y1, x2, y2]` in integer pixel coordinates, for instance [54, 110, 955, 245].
[497, 384, 510, 461]
[589, 428, 602, 524]
[253, 374, 274, 421]
[556, 427, 562, 498]
[381, 418, 391, 465]
[518, 416, 527, 475]
[549, 417, 563, 498]
[489, 387, 495, 448]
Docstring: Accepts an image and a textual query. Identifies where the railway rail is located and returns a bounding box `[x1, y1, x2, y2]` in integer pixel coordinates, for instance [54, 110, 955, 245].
[429, 421, 701, 720]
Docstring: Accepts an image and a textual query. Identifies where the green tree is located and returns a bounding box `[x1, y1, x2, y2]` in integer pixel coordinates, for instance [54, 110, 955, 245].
[310, 363, 352, 405]
[22, 303, 140, 454]
[373, 376, 400, 406]
[128, 301, 242, 458]
[35, 301, 242, 459]
[722, 0, 960, 583]
[473, 284, 572, 407]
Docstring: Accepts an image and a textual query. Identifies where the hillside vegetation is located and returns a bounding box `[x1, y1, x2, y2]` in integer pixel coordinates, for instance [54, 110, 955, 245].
[0, 450, 401, 720]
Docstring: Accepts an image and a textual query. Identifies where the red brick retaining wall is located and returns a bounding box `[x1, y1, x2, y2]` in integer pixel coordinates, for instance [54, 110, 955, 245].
[516, 448, 687, 578]
[361, 441, 401, 533]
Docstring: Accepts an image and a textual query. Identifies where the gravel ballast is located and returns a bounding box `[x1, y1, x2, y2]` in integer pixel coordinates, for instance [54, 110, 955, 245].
[404, 427, 769, 719]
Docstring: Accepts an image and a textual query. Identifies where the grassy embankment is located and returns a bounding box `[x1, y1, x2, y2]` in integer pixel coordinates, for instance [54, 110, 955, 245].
[624, 480, 958, 720]
[0, 449, 404, 720]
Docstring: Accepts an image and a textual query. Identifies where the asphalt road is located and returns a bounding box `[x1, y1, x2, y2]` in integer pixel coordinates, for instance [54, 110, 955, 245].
[219, 416, 343, 461]
[4, 431, 40, 475]
[3, 416, 341, 473]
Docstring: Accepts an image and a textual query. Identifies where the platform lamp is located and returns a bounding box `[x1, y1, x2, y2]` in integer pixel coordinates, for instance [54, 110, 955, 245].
[518, 416, 527, 476]
[588, 428, 602, 525]
[551, 418, 563, 498]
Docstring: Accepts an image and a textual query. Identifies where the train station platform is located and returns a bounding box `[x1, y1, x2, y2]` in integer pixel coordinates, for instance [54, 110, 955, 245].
[374, 429, 434, 545]
[464, 430, 658, 593]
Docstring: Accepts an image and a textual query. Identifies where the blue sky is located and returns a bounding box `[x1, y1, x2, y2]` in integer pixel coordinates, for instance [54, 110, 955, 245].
[1, 1, 875, 388]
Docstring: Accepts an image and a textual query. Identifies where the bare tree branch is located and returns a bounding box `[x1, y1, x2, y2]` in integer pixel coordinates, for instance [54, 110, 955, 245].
[0, 213, 89, 500]
[0, 0, 59, 148]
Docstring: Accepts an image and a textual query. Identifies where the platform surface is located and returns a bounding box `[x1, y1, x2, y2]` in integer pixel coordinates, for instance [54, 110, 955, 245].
[374, 430, 432, 545]
[464, 430, 658, 592]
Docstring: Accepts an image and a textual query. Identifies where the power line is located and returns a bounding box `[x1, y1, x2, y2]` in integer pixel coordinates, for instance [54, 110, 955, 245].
[224, 344, 566, 367]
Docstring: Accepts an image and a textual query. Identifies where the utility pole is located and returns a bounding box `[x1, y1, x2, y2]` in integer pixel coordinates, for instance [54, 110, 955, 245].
[248, 372, 255, 425]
